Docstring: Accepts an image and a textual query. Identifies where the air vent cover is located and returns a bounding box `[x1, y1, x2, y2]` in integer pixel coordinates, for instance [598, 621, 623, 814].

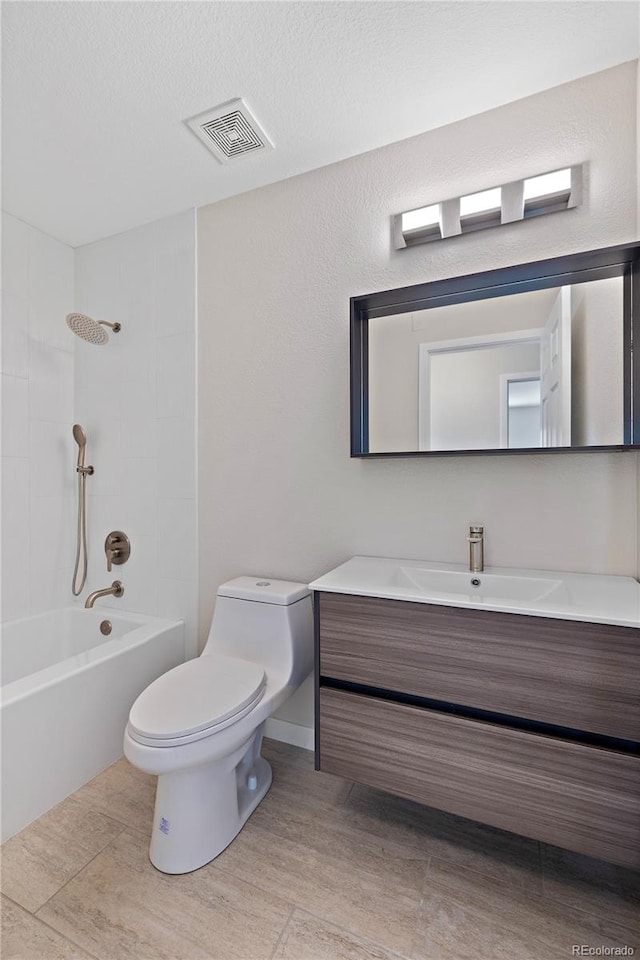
[186, 99, 273, 164]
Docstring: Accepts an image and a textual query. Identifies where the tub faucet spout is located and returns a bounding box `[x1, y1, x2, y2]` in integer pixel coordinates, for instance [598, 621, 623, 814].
[467, 526, 484, 573]
[85, 580, 124, 609]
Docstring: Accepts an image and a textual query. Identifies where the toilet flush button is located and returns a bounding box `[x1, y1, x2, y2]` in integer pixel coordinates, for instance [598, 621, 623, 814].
[256, 581, 271, 587]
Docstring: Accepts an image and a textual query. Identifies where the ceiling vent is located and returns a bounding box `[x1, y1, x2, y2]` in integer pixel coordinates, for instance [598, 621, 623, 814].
[186, 99, 273, 164]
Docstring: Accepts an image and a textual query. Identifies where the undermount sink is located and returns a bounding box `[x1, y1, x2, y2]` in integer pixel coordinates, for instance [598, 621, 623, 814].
[308, 556, 640, 627]
[393, 566, 564, 603]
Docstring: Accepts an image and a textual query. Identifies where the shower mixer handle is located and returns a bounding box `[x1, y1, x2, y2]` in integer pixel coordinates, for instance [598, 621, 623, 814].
[105, 530, 131, 573]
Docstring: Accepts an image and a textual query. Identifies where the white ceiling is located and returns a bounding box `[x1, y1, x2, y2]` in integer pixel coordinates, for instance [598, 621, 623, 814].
[2, 1, 638, 248]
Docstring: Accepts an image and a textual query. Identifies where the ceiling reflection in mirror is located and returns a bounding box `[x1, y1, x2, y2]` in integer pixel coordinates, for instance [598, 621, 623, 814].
[367, 276, 624, 453]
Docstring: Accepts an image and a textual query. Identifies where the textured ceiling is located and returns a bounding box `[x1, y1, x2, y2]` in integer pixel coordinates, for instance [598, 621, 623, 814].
[2, 1, 638, 247]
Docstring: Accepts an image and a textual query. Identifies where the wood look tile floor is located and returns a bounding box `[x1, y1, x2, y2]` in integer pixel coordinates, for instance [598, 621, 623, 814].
[1, 738, 638, 960]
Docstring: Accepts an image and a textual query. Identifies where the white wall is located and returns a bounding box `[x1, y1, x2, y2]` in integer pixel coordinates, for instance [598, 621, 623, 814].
[368, 288, 556, 452]
[198, 63, 637, 732]
[430, 342, 541, 451]
[74, 211, 198, 656]
[1, 213, 75, 621]
[571, 277, 624, 446]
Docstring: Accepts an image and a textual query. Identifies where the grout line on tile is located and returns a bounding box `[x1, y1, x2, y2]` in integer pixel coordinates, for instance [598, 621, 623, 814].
[335, 780, 357, 809]
[73, 787, 152, 833]
[267, 904, 296, 960]
[89, 810, 134, 834]
[428, 854, 639, 952]
[206, 853, 302, 919]
[1, 892, 27, 909]
[538, 873, 640, 931]
[114, 820, 151, 842]
[5, 894, 102, 960]
[297, 906, 415, 960]
[33, 821, 127, 915]
[128, 813, 302, 888]
[38, 918, 102, 960]
[425, 843, 544, 896]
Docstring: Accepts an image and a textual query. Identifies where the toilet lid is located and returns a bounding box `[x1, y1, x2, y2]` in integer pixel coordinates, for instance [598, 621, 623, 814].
[128, 655, 266, 742]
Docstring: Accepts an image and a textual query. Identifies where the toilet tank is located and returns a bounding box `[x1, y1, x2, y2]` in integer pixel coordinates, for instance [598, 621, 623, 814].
[203, 577, 313, 686]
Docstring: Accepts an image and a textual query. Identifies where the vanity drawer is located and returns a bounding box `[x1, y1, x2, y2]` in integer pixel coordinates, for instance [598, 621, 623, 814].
[318, 593, 640, 741]
[319, 687, 640, 868]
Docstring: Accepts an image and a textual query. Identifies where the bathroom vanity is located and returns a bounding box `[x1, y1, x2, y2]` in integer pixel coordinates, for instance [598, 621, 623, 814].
[310, 557, 640, 868]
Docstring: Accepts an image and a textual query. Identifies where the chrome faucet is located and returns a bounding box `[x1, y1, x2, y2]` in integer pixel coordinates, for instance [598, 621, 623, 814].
[85, 580, 124, 609]
[467, 525, 484, 573]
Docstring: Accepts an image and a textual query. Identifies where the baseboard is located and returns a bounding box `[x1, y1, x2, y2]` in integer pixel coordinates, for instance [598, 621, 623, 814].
[264, 718, 314, 752]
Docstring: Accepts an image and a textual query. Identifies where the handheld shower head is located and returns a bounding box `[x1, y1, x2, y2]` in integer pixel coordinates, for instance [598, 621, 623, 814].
[66, 313, 121, 345]
[72, 423, 87, 469]
[71, 424, 92, 596]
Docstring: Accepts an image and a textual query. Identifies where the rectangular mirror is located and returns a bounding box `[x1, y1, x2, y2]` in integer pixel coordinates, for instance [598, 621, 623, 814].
[351, 242, 640, 456]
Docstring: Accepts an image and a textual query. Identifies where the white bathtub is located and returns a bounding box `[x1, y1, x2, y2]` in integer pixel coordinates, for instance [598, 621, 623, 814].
[1, 607, 184, 841]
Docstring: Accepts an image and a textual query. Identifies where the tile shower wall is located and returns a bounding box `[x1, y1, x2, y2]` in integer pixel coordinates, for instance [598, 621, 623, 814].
[1, 212, 75, 621]
[74, 210, 198, 657]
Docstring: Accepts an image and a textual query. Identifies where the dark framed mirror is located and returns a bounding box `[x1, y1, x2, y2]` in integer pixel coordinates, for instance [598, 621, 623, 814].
[351, 241, 640, 457]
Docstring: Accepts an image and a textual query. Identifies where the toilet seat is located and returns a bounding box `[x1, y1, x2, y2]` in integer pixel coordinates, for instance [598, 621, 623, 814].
[127, 655, 266, 748]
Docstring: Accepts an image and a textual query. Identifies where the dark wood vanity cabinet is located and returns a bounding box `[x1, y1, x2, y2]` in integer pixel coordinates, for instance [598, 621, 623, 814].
[314, 592, 640, 868]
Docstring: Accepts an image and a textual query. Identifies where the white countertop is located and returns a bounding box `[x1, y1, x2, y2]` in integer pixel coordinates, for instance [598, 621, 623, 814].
[309, 556, 640, 628]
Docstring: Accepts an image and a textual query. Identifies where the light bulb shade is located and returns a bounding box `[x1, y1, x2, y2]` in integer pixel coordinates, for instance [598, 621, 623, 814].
[460, 187, 502, 218]
[394, 165, 582, 249]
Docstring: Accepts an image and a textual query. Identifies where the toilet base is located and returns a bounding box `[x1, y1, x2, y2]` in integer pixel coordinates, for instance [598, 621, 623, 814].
[148, 729, 272, 874]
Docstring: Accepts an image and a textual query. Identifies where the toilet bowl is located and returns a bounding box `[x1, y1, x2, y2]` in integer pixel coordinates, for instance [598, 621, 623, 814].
[124, 576, 313, 874]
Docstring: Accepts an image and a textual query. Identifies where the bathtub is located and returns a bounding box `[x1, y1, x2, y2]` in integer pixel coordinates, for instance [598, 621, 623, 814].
[1, 607, 184, 842]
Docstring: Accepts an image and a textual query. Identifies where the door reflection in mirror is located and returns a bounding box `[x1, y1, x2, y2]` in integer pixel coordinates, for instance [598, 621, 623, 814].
[367, 276, 623, 453]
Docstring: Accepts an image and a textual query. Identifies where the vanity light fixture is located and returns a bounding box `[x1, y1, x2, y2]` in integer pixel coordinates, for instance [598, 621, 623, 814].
[394, 165, 583, 249]
[460, 187, 502, 216]
[459, 186, 502, 233]
[400, 203, 442, 243]
[523, 168, 573, 216]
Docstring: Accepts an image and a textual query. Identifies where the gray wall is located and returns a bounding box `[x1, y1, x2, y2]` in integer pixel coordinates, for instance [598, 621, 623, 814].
[198, 63, 638, 729]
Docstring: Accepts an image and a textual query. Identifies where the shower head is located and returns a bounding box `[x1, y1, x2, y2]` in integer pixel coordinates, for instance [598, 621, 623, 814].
[72, 423, 87, 469]
[72, 424, 86, 448]
[66, 313, 121, 345]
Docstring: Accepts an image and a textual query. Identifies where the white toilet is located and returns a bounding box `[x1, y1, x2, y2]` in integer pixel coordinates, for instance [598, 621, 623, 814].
[123, 576, 313, 874]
